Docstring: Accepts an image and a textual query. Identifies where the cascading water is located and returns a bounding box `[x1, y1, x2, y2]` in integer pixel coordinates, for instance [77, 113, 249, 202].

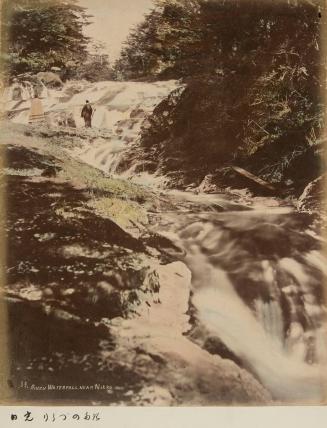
[152, 208, 327, 402]
[4, 79, 327, 402]
[3, 79, 178, 186]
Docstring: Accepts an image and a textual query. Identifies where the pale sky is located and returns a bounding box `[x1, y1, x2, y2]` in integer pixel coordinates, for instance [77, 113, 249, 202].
[78, 0, 154, 61]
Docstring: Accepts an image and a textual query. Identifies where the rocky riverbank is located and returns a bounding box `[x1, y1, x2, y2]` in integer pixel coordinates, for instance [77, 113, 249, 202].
[0, 122, 273, 405]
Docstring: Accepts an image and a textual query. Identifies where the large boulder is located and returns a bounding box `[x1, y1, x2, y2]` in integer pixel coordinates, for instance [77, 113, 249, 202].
[297, 175, 325, 213]
[37, 71, 63, 88]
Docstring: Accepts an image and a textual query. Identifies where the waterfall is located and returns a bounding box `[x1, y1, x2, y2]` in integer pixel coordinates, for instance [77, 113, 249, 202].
[193, 279, 326, 401]
[255, 299, 284, 350]
[3, 79, 178, 184]
[192, 250, 327, 402]
[3, 78, 326, 403]
[156, 209, 327, 402]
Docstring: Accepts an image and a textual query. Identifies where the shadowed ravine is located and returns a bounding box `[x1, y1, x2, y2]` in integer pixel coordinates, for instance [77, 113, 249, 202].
[3, 80, 327, 404]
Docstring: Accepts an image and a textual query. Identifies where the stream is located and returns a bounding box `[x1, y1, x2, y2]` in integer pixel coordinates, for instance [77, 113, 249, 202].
[151, 193, 327, 402]
[4, 79, 327, 403]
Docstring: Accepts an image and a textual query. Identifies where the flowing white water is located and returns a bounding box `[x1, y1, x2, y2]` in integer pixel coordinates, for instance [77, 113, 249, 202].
[4, 79, 327, 402]
[155, 209, 327, 402]
[3, 79, 178, 186]
[193, 278, 326, 401]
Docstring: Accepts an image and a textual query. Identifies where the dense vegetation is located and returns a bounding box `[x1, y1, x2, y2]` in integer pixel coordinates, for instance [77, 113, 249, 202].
[1, 0, 91, 76]
[1, 0, 325, 192]
[69, 42, 114, 82]
[116, 0, 325, 192]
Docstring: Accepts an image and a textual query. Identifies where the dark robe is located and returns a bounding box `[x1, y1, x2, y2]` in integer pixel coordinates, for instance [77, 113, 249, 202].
[81, 103, 93, 127]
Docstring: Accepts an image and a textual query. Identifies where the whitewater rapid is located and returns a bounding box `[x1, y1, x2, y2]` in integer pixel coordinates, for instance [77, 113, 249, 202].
[153, 206, 327, 403]
[3, 79, 178, 186]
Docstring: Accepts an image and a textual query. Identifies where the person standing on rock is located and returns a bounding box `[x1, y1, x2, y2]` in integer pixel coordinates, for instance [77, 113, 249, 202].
[81, 100, 93, 128]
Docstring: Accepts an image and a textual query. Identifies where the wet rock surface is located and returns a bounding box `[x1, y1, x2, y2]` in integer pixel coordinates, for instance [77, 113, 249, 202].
[37, 72, 63, 89]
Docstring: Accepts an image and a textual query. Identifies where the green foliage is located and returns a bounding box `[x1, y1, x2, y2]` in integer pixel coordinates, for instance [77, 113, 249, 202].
[1, 0, 91, 76]
[70, 57, 114, 82]
[117, 0, 325, 185]
[64, 41, 114, 82]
